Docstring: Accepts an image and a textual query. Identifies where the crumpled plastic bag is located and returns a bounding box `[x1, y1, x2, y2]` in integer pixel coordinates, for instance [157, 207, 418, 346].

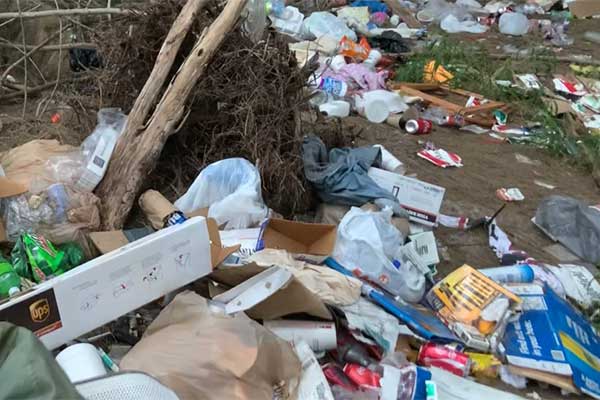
[535, 195, 600, 264]
[175, 158, 269, 230]
[440, 14, 488, 33]
[498, 12, 529, 36]
[121, 291, 301, 400]
[333, 207, 424, 302]
[322, 63, 388, 92]
[302, 12, 357, 42]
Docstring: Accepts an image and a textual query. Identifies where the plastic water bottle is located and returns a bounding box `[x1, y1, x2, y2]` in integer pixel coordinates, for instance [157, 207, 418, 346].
[0, 256, 21, 298]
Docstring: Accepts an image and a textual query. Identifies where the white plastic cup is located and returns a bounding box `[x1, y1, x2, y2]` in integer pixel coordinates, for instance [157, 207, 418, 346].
[56, 343, 107, 383]
[374, 144, 405, 174]
[363, 99, 389, 123]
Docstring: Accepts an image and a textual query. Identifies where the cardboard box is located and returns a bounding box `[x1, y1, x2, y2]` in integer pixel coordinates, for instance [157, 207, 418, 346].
[569, 0, 600, 17]
[256, 218, 336, 256]
[0, 217, 236, 350]
[409, 231, 439, 266]
[500, 282, 600, 400]
[368, 168, 445, 226]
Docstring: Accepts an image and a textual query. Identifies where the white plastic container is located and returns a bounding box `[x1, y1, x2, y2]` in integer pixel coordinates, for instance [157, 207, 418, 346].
[264, 320, 337, 352]
[319, 100, 351, 117]
[56, 343, 107, 383]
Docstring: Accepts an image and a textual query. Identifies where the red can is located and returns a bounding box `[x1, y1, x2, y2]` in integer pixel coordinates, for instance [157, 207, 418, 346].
[417, 343, 471, 377]
[343, 363, 381, 390]
[442, 114, 465, 127]
[405, 119, 433, 135]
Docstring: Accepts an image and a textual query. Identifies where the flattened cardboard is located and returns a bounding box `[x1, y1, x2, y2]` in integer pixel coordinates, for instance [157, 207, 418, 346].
[89, 218, 238, 269]
[0, 217, 217, 349]
[257, 218, 336, 256]
[569, 0, 600, 17]
[368, 167, 445, 226]
[210, 263, 332, 320]
[507, 365, 579, 393]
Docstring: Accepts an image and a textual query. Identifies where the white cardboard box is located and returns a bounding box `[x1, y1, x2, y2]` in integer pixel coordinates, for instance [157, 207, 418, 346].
[409, 231, 440, 266]
[368, 167, 445, 226]
[0, 217, 233, 350]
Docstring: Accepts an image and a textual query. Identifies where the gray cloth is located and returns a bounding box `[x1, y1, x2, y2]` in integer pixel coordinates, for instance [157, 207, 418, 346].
[0, 322, 82, 399]
[302, 136, 399, 208]
[535, 195, 600, 264]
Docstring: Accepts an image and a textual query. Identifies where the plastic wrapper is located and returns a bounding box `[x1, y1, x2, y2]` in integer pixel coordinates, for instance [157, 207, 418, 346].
[334, 207, 425, 302]
[498, 12, 529, 36]
[11, 233, 84, 283]
[174, 158, 268, 230]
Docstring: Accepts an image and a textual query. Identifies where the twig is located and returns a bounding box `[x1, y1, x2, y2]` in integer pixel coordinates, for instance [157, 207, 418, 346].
[0, 3, 41, 28]
[0, 26, 70, 86]
[0, 42, 97, 51]
[0, 77, 91, 101]
[0, 38, 47, 83]
[17, 0, 27, 118]
[0, 8, 134, 19]
[38, 0, 64, 119]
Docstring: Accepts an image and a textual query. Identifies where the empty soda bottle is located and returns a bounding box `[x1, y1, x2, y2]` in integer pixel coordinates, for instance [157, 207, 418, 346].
[0, 255, 21, 298]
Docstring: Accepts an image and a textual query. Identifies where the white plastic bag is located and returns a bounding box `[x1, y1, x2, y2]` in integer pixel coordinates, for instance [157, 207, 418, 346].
[333, 207, 423, 301]
[302, 12, 357, 42]
[440, 14, 488, 33]
[174, 158, 268, 230]
[499, 12, 529, 36]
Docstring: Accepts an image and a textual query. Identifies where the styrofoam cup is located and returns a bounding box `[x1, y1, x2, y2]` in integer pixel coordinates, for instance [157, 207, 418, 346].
[56, 343, 107, 383]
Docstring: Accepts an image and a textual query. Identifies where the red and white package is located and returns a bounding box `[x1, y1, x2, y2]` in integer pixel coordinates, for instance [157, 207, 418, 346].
[438, 213, 470, 230]
[496, 187, 524, 202]
[342, 363, 381, 390]
[417, 148, 463, 168]
[553, 78, 587, 97]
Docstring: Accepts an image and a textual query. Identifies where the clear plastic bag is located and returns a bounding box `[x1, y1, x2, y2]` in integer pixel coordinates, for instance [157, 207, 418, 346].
[35, 108, 127, 193]
[174, 158, 269, 230]
[242, 0, 267, 43]
[302, 12, 357, 42]
[333, 207, 416, 300]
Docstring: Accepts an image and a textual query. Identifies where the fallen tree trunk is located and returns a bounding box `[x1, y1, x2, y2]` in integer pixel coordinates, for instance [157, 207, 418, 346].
[96, 0, 247, 229]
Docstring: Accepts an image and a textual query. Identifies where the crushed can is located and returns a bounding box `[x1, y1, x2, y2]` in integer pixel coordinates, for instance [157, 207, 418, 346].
[405, 119, 433, 135]
[442, 114, 465, 127]
[417, 342, 471, 377]
[343, 363, 381, 390]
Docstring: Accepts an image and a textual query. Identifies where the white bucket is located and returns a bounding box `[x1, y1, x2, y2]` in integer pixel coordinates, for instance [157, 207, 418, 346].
[56, 343, 107, 383]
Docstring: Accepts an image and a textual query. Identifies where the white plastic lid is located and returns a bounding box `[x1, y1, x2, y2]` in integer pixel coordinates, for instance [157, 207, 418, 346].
[8, 287, 20, 296]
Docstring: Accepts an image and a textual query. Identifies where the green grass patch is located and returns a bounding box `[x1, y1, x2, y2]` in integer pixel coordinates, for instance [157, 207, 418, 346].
[395, 38, 600, 170]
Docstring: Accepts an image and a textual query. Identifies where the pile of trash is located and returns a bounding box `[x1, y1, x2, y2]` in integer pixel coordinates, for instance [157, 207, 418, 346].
[0, 0, 599, 399]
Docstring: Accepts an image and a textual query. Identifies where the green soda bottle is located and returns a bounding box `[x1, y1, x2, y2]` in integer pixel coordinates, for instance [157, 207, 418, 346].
[0, 256, 21, 298]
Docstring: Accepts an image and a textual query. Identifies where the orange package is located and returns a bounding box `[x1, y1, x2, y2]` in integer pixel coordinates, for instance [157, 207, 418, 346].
[339, 36, 371, 61]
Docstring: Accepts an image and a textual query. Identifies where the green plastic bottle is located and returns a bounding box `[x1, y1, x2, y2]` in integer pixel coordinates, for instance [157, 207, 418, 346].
[0, 256, 21, 298]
